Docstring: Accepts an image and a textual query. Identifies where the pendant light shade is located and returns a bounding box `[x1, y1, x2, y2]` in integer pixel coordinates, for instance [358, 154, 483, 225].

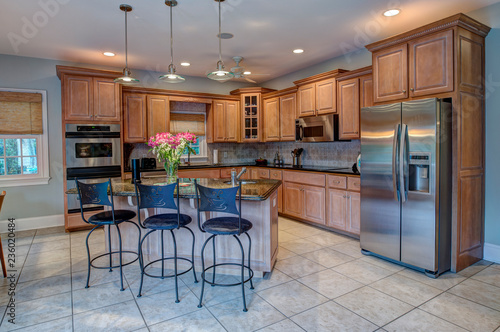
[207, 0, 234, 82]
[114, 4, 140, 84]
[160, 0, 185, 83]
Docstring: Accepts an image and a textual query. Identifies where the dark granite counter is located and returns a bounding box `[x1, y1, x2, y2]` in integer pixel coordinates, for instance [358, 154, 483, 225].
[66, 178, 282, 201]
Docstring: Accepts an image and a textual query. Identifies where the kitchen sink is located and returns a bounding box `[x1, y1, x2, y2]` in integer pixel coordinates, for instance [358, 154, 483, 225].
[223, 181, 257, 185]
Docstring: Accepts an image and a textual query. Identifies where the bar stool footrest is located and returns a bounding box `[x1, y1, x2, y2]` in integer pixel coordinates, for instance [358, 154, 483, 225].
[201, 263, 254, 287]
[142, 257, 194, 279]
[90, 250, 139, 269]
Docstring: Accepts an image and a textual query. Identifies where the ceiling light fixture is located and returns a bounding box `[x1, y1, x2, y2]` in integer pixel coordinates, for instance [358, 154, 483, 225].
[207, 0, 234, 82]
[243, 71, 251, 75]
[114, 4, 139, 84]
[383, 9, 400, 17]
[293, 49, 304, 54]
[180, 62, 191, 67]
[103, 52, 116, 57]
[159, 0, 185, 83]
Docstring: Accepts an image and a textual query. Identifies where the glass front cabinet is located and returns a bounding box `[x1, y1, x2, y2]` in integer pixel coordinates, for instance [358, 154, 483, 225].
[242, 93, 260, 142]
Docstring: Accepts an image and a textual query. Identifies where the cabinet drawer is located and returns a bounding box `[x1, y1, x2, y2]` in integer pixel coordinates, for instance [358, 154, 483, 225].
[347, 177, 360, 192]
[270, 170, 282, 180]
[220, 167, 237, 178]
[327, 175, 347, 189]
[179, 169, 220, 179]
[284, 170, 325, 187]
[257, 168, 270, 179]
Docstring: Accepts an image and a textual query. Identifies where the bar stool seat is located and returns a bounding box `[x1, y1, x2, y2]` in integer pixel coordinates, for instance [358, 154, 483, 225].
[202, 217, 253, 235]
[88, 210, 136, 225]
[144, 213, 192, 230]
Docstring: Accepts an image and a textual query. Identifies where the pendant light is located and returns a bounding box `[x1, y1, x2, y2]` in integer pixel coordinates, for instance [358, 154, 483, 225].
[160, 0, 185, 83]
[207, 0, 234, 82]
[114, 4, 140, 84]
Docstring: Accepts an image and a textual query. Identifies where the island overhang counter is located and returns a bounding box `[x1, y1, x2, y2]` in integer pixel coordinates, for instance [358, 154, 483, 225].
[69, 178, 281, 277]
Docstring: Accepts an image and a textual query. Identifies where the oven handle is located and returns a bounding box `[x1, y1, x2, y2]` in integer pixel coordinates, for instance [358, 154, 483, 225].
[65, 132, 120, 138]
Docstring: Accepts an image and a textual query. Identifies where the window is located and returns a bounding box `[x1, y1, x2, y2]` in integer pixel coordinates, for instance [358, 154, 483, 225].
[170, 111, 208, 161]
[182, 135, 207, 161]
[0, 88, 49, 187]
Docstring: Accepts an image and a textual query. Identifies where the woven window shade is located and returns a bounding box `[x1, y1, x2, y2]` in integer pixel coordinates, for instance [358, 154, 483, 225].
[0, 92, 43, 135]
[169, 113, 205, 136]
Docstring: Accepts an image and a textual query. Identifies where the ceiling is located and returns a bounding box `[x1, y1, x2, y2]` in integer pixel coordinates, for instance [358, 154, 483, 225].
[0, 0, 498, 84]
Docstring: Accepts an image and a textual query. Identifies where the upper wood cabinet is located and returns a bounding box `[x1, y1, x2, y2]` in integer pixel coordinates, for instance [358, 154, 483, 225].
[147, 95, 169, 139]
[241, 93, 261, 142]
[62, 75, 121, 122]
[297, 83, 316, 117]
[360, 74, 374, 108]
[263, 98, 280, 142]
[123, 93, 147, 143]
[370, 30, 453, 103]
[280, 93, 296, 141]
[213, 99, 240, 143]
[262, 90, 297, 142]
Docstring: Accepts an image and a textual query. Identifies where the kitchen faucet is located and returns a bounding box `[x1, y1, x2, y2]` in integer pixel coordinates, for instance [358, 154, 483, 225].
[231, 167, 247, 186]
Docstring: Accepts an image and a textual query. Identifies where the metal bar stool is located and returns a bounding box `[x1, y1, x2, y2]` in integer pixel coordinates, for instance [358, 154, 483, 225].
[195, 181, 254, 312]
[134, 180, 198, 301]
[75, 179, 141, 291]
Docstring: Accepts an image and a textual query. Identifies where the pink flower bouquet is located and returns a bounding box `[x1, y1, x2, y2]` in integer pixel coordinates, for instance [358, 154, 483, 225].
[148, 132, 197, 178]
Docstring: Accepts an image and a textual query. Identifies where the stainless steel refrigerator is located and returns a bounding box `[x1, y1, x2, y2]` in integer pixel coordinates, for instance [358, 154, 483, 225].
[360, 98, 452, 277]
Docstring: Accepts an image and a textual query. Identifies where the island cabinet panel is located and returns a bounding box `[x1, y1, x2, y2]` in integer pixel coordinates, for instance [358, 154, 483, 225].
[64, 75, 93, 121]
[263, 98, 280, 142]
[327, 188, 347, 230]
[270, 170, 283, 213]
[316, 78, 337, 115]
[280, 93, 297, 141]
[283, 182, 304, 219]
[373, 44, 408, 103]
[338, 77, 360, 140]
[147, 95, 169, 139]
[303, 185, 326, 225]
[123, 93, 147, 143]
[178, 168, 221, 179]
[93, 78, 121, 122]
[297, 83, 316, 117]
[347, 192, 361, 234]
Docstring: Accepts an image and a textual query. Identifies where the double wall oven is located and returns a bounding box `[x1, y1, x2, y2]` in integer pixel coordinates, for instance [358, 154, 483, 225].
[65, 124, 121, 213]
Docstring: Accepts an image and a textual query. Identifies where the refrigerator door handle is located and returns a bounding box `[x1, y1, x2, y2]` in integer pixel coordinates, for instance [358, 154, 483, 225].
[392, 124, 401, 201]
[400, 124, 409, 203]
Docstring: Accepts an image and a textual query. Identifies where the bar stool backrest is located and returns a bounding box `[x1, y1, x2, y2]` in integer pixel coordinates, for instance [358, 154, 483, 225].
[0, 191, 5, 212]
[134, 180, 180, 228]
[75, 179, 115, 223]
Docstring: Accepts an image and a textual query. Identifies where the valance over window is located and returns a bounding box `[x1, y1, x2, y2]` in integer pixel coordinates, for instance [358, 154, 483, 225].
[169, 113, 205, 136]
[0, 91, 43, 135]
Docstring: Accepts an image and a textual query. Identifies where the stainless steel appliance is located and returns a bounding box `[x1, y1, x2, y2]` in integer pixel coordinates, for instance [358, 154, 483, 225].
[360, 98, 452, 277]
[65, 124, 121, 168]
[295, 114, 337, 142]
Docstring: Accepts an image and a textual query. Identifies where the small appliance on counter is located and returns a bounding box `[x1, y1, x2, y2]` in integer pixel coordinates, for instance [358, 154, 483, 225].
[131, 158, 141, 183]
[140, 157, 156, 170]
[291, 148, 303, 167]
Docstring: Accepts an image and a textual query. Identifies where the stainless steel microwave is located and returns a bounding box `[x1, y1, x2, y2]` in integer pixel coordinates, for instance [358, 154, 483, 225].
[295, 114, 337, 142]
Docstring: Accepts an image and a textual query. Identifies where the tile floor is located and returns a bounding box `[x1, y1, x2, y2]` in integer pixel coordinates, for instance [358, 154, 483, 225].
[0, 217, 499, 331]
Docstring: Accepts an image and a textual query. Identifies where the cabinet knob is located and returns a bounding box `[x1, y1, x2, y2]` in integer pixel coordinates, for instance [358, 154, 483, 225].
[402, 90, 407, 93]
[343, 195, 346, 198]
[410, 88, 414, 92]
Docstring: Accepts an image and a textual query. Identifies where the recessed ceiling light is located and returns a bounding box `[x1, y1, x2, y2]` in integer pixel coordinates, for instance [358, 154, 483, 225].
[383, 9, 400, 17]
[217, 32, 234, 39]
[243, 71, 251, 75]
[180, 62, 190, 67]
[103, 52, 115, 57]
[293, 49, 304, 54]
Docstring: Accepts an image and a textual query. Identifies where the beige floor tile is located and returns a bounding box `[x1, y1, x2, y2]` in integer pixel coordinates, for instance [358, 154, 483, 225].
[448, 278, 500, 311]
[280, 238, 325, 255]
[208, 293, 286, 331]
[29, 240, 70, 254]
[250, 269, 293, 292]
[71, 242, 106, 258]
[277, 246, 297, 260]
[396, 268, 466, 291]
[358, 255, 405, 273]
[275, 255, 327, 279]
[0, 292, 72, 331]
[135, 286, 203, 326]
[73, 300, 146, 332]
[278, 218, 304, 231]
[492, 263, 500, 270]
[34, 226, 65, 236]
[1, 234, 34, 247]
[458, 259, 492, 278]
[257, 280, 328, 316]
[278, 231, 301, 243]
[298, 269, 364, 299]
[19, 259, 71, 283]
[72, 280, 134, 314]
[370, 274, 442, 306]
[332, 260, 394, 284]
[149, 308, 225, 332]
[0, 316, 73, 332]
[330, 241, 364, 258]
[257, 319, 305, 332]
[283, 224, 325, 238]
[5, 244, 30, 257]
[420, 292, 500, 331]
[301, 247, 356, 268]
[32, 232, 70, 244]
[304, 231, 353, 247]
[124, 266, 181, 298]
[471, 265, 500, 288]
[72, 266, 123, 290]
[291, 300, 378, 332]
[24, 248, 70, 267]
[12, 274, 71, 304]
[384, 308, 467, 332]
[335, 286, 413, 326]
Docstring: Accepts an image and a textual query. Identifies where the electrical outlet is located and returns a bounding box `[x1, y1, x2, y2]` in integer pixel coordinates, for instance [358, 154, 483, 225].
[224, 151, 228, 158]
[264, 151, 267, 157]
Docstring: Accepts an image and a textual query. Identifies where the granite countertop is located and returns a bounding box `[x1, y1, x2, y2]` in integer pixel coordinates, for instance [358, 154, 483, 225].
[66, 178, 282, 201]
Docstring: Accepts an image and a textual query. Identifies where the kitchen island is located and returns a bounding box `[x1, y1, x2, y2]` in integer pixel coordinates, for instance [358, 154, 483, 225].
[69, 178, 281, 277]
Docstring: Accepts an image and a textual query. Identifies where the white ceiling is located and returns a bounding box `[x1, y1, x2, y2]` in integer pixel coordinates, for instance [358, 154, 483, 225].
[0, 0, 498, 83]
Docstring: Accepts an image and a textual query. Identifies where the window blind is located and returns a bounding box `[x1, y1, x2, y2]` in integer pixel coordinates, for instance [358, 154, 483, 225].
[169, 113, 205, 136]
[0, 92, 43, 135]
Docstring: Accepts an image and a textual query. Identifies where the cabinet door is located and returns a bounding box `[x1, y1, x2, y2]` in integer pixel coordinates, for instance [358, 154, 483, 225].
[225, 101, 239, 142]
[297, 83, 316, 117]
[280, 93, 296, 141]
[250, 168, 259, 180]
[241, 94, 260, 142]
[338, 78, 360, 140]
[316, 78, 337, 115]
[373, 43, 408, 103]
[93, 78, 121, 122]
[178, 168, 221, 179]
[284, 182, 304, 219]
[360, 74, 374, 108]
[63, 75, 93, 121]
[270, 170, 283, 214]
[123, 93, 147, 143]
[346, 192, 360, 235]
[147, 95, 170, 139]
[213, 100, 226, 142]
[303, 185, 326, 225]
[409, 30, 454, 97]
[326, 189, 347, 230]
[263, 98, 280, 142]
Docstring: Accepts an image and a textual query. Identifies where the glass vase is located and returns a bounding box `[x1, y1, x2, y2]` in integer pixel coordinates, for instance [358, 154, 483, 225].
[164, 159, 179, 183]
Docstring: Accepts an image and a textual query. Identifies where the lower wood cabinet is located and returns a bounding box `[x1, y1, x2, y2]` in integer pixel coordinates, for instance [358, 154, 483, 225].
[178, 168, 221, 179]
[269, 170, 283, 213]
[283, 182, 326, 225]
[326, 189, 360, 235]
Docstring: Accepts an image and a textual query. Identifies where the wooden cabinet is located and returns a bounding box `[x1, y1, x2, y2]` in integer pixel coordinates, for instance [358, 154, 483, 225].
[297, 79, 336, 117]
[347, 192, 360, 234]
[147, 95, 169, 139]
[263, 98, 280, 141]
[269, 170, 283, 213]
[303, 185, 326, 225]
[360, 74, 374, 108]
[284, 182, 304, 219]
[178, 168, 221, 179]
[337, 77, 360, 140]
[371, 30, 453, 103]
[280, 93, 296, 141]
[123, 93, 147, 143]
[263, 92, 297, 142]
[62, 75, 120, 122]
[297, 83, 316, 117]
[213, 99, 239, 142]
[326, 175, 360, 235]
[327, 189, 347, 230]
[241, 93, 261, 142]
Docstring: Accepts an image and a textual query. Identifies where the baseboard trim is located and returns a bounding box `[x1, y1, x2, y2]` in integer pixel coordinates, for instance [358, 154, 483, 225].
[0, 214, 64, 233]
[484, 242, 500, 264]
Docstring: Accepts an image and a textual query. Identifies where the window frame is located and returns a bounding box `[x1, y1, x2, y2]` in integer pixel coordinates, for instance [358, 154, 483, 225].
[0, 88, 49, 187]
[171, 111, 208, 162]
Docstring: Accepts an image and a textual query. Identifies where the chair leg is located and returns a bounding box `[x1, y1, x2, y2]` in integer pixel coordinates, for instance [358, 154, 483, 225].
[137, 229, 155, 298]
[212, 235, 216, 286]
[183, 226, 198, 283]
[198, 234, 215, 308]
[161, 230, 165, 279]
[116, 224, 124, 291]
[234, 235, 248, 312]
[107, 225, 113, 272]
[0, 238, 7, 278]
[171, 230, 180, 303]
[85, 226, 100, 289]
[245, 232, 254, 290]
